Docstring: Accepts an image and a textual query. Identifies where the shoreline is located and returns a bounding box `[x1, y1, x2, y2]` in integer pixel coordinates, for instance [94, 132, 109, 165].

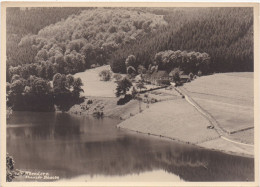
[69, 94, 254, 158]
[69, 103, 254, 159]
[10, 96, 254, 158]
[69, 95, 149, 120]
[117, 124, 254, 159]
[9, 68, 253, 159]
[116, 99, 254, 158]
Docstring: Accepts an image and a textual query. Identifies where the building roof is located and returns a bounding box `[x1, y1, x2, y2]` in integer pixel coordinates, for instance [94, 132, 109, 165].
[169, 69, 184, 77]
[151, 70, 169, 79]
[180, 74, 189, 79]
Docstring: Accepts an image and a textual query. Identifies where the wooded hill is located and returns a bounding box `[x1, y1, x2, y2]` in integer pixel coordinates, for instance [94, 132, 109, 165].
[7, 7, 91, 67]
[110, 7, 253, 73]
[6, 7, 167, 81]
[6, 7, 253, 83]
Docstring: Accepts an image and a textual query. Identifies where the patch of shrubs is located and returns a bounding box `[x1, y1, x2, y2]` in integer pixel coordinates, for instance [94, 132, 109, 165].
[93, 111, 104, 118]
[99, 70, 112, 81]
[87, 99, 93, 104]
[175, 81, 183, 87]
[113, 73, 123, 82]
[150, 98, 158, 103]
[117, 94, 132, 105]
[156, 79, 171, 86]
[6, 154, 24, 182]
[189, 72, 194, 80]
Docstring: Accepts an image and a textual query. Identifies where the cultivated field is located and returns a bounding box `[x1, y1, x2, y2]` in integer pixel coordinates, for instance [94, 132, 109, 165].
[198, 137, 254, 157]
[182, 72, 254, 143]
[118, 98, 220, 144]
[183, 73, 253, 104]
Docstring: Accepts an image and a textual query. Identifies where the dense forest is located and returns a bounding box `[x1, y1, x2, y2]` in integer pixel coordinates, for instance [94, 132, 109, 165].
[6, 7, 254, 111]
[110, 7, 253, 73]
[6, 7, 167, 81]
[6, 7, 92, 111]
[6, 7, 253, 80]
[6, 7, 91, 68]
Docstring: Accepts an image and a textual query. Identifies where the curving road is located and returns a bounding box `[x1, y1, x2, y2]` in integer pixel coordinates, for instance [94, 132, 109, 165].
[176, 86, 254, 148]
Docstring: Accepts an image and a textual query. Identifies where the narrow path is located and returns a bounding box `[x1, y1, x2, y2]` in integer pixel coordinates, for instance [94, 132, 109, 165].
[220, 136, 254, 147]
[177, 87, 224, 136]
[176, 86, 254, 148]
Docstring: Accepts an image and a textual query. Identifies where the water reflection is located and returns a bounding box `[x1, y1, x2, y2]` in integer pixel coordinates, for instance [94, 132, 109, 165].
[7, 112, 254, 182]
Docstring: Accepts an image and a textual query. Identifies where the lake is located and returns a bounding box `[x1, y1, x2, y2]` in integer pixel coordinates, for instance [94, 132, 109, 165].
[7, 112, 254, 182]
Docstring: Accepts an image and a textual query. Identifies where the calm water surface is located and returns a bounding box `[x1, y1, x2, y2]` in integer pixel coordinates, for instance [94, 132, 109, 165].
[7, 112, 254, 182]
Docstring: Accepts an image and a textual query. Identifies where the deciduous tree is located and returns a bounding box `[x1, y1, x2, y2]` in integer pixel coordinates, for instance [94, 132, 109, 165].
[115, 77, 132, 97]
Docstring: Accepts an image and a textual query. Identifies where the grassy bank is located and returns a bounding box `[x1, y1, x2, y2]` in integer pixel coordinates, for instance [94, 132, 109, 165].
[69, 96, 141, 120]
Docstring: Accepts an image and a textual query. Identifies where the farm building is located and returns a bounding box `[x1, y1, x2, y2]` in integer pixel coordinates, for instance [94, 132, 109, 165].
[144, 70, 170, 86]
[180, 74, 190, 83]
[169, 69, 190, 83]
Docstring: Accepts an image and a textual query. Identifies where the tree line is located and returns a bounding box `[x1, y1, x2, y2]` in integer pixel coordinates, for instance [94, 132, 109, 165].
[154, 50, 210, 74]
[7, 73, 84, 112]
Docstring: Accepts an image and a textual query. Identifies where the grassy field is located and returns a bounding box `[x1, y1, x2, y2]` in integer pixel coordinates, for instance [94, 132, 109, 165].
[182, 73, 253, 105]
[182, 72, 254, 143]
[118, 72, 254, 156]
[198, 137, 254, 157]
[118, 98, 220, 144]
[74, 65, 118, 98]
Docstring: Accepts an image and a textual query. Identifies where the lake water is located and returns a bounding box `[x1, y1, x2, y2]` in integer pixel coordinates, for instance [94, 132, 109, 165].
[7, 112, 254, 182]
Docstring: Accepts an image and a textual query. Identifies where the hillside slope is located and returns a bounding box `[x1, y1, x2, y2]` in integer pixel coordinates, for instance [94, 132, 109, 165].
[7, 8, 167, 68]
[110, 7, 253, 73]
[6, 7, 168, 82]
[6, 7, 254, 83]
[7, 7, 90, 66]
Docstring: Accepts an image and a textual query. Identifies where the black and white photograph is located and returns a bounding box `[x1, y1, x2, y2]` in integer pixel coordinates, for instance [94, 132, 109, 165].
[1, 2, 259, 186]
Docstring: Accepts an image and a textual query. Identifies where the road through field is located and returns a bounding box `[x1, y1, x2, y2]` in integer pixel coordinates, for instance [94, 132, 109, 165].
[182, 73, 254, 144]
[177, 86, 254, 152]
[118, 73, 254, 156]
[220, 136, 254, 147]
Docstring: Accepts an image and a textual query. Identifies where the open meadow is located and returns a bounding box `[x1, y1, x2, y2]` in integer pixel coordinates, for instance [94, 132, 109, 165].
[74, 65, 118, 98]
[118, 97, 220, 144]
